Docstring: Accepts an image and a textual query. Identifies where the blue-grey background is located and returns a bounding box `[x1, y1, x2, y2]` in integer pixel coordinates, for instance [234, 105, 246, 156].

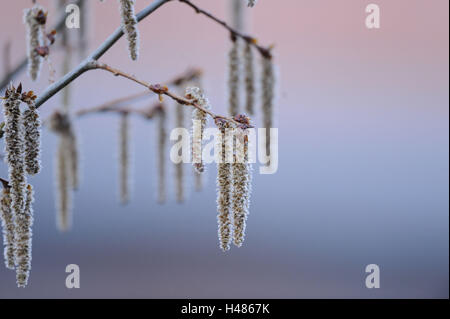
[0, 0, 448, 298]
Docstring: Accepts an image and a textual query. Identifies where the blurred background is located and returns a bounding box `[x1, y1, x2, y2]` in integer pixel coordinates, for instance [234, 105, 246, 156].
[0, 0, 448, 298]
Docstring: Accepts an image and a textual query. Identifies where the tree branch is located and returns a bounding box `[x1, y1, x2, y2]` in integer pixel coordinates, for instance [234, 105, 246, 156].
[93, 61, 244, 127]
[178, 0, 272, 59]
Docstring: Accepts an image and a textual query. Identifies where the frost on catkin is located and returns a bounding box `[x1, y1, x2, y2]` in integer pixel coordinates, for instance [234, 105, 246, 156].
[3, 85, 26, 230]
[244, 42, 255, 115]
[262, 56, 275, 160]
[14, 184, 34, 288]
[22, 96, 41, 175]
[118, 0, 139, 60]
[228, 39, 240, 117]
[232, 123, 252, 247]
[24, 4, 45, 81]
[186, 87, 210, 174]
[215, 119, 232, 252]
[156, 106, 167, 204]
[0, 188, 15, 270]
[119, 113, 129, 204]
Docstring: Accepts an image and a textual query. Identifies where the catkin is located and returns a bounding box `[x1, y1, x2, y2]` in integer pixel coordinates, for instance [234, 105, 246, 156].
[156, 106, 167, 204]
[24, 5, 45, 81]
[15, 184, 34, 288]
[262, 56, 275, 160]
[216, 119, 232, 252]
[0, 188, 15, 270]
[228, 40, 240, 117]
[118, 0, 139, 61]
[186, 87, 210, 174]
[174, 94, 185, 203]
[55, 136, 71, 232]
[22, 99, 41, 176]
[119, 113, 129, 204]
[232, 127, 252, 247]
[244, 42, 255, 115]
[3, 85, 26, 231]
[49, 112, 76, 231]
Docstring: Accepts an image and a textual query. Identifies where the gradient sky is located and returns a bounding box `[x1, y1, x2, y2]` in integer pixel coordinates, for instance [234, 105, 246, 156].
[0, 0, 448, 298]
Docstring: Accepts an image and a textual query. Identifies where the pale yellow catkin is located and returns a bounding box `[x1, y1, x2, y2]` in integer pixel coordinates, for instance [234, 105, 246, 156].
[232, 128, 252, 247]
[23, 4, 45, 81]
[118, 0, 139, 60]
[3, 85, 26, 234]
[187, 87, 210, 174]
[0, 188, 15, 270]
[216, 120, 233, 252]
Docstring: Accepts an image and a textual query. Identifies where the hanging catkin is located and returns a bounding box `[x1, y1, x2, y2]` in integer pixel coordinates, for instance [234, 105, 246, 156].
[118, 0, 139, 60]
[174, 91, 185, 203]
[23, 4, 45, 81]
[15, 184, 34, 288]
[119, 112, 129, 204]
[2, 85, 26, 231]
[156, 106, 167, 204]
[261, 56, 275, 160]
[0, 187, 15, 270]
[244, 42, 255, 115]
[228, 39, 240, 117]
[232, 120, 252, 247]
[55, 136, 71, 231]
[49, 112, 74, 231]
[187, 87, 210, 174]
[21, 95, 41, 176]
[215, 119, 232, 252]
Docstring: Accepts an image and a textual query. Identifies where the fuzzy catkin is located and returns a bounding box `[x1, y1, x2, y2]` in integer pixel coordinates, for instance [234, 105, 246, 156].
[156, 107, 167, 204]
[244, 42, 255, 115]
[14, 184, 34, 288]
[186, 87, 210, 174]
[24, 5, 45, 81]
[216, 120, 233, 252]
[0, 188, 15, 270]
[22, 100, 41, 176]
[3, 86, 26, 230]
[232, 129, 252, 247]
[118, 0, 139, 61]
[262, 56, 275, 159]
[228, 40, 240, 117]
[119, 113, 129, 204]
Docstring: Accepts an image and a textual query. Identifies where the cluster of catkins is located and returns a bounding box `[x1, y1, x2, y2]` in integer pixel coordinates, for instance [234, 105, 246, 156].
[48, 112, 79, 232]
[0, 84, 41, 287]
[215, 116, 253, 252]
[23, 4, 47, 81]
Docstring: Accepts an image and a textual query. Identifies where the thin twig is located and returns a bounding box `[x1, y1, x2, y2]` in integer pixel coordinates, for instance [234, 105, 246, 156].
[178, 0, 272, 59]
[75, 67, 202, 117]
[94, 62, 243, 126]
